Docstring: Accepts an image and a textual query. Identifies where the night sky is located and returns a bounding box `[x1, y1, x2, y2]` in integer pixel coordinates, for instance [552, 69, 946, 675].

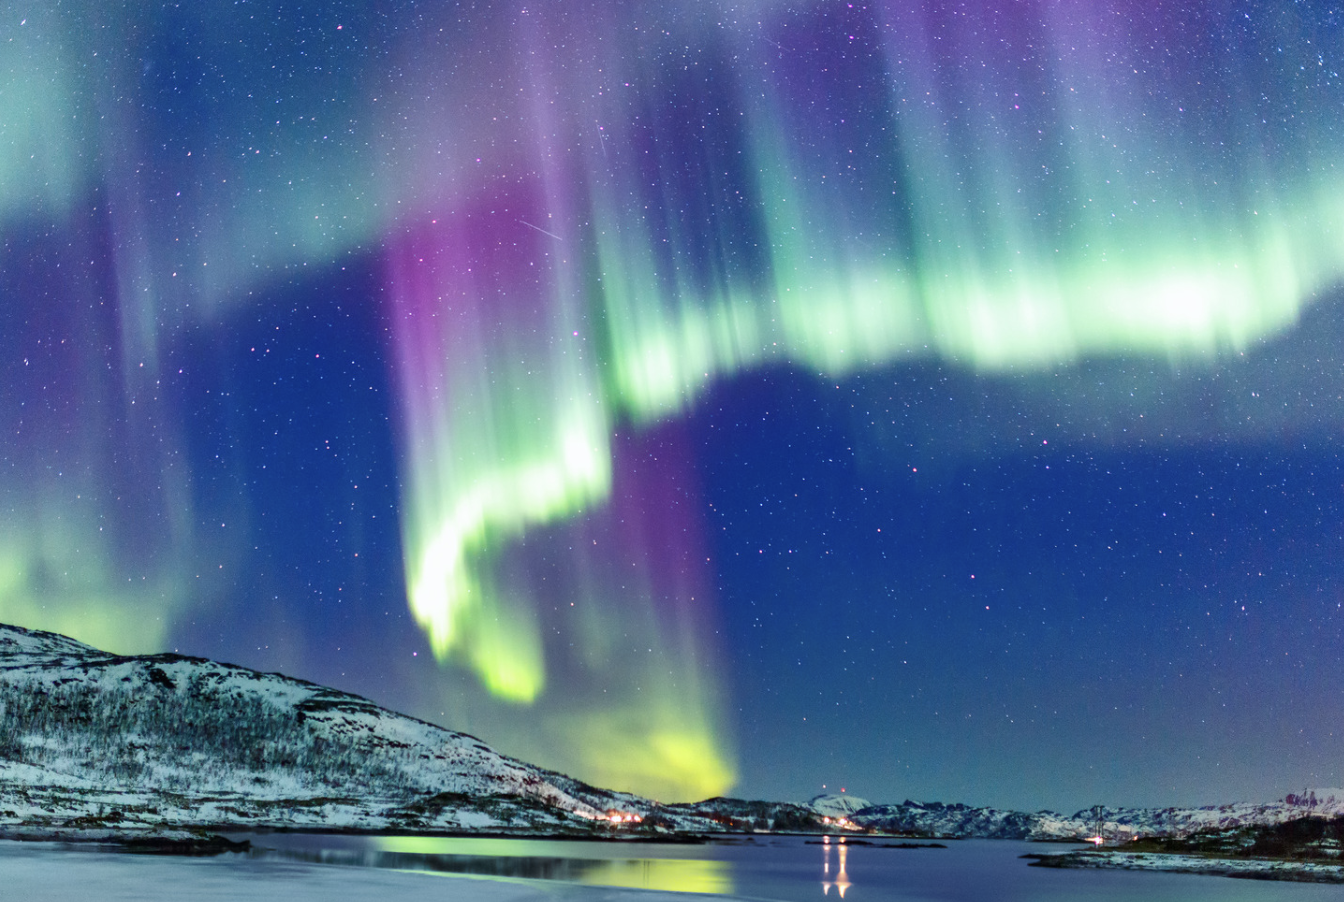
[2, 0, 1343, 812]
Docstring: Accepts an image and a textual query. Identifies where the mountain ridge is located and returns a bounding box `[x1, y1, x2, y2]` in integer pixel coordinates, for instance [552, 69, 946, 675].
[827, 791, 1344, 842]
[3, 622, 1339, 843]
[0, 622, 821, 837]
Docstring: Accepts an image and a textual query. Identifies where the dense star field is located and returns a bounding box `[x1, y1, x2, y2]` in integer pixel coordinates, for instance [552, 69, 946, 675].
[1, 0, 1342, 810]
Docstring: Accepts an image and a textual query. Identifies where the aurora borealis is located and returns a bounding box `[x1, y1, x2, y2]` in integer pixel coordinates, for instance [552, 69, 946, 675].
[2, 0, 1343, 808]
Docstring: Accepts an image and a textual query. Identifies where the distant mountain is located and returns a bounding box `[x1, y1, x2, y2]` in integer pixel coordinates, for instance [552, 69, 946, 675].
[808, 793, 873, 818]
[846, 800, 1052, 840]
[836, 793, 1344, 841]
[0, 622, 820, 837]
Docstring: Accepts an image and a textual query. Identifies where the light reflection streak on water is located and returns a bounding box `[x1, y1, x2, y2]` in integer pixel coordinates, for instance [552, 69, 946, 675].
[821, 836, 852, 898]
[575, 858, 732, 895]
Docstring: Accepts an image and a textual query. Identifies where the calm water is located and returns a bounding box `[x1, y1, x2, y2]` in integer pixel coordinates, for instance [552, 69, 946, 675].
[229, 833, 1341, 901]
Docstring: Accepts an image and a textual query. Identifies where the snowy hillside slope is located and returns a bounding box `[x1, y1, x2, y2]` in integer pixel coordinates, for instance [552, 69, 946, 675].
[0, 624, 683, 834]
[0, 623, 836, 837]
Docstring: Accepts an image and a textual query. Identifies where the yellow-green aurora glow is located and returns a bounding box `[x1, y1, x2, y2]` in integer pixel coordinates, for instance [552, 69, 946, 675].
[1, 0, 1342, 801]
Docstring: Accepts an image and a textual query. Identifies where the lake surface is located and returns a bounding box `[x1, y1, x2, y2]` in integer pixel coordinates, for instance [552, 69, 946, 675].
[226, 833, 1340, 901]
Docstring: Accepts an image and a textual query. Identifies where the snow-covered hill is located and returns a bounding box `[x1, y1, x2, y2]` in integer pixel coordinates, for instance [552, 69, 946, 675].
[0, 623, 761, 836]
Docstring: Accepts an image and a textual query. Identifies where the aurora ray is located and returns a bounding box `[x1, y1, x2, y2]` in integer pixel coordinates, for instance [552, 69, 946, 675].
[0, 0, 1341, 803]
[384, 0, 1344, 802]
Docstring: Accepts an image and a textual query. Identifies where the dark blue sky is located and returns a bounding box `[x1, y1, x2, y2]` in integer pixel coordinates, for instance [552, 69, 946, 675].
[694, 299, 1344, 806]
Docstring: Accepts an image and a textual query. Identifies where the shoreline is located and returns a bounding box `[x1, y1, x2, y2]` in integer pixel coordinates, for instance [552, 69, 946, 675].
[1025, 849, 1344, 884]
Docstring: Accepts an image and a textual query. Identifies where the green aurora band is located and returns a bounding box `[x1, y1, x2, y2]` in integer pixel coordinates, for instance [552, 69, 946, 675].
[1, 0, 1342, 800]
[386, 2, 1344, 798]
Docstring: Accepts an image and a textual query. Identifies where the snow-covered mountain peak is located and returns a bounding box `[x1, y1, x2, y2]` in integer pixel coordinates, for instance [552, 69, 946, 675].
[809, 793, 874, 817]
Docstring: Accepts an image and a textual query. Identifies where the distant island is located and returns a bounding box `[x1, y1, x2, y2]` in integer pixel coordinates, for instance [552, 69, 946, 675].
[2, 622, 1341, 882]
